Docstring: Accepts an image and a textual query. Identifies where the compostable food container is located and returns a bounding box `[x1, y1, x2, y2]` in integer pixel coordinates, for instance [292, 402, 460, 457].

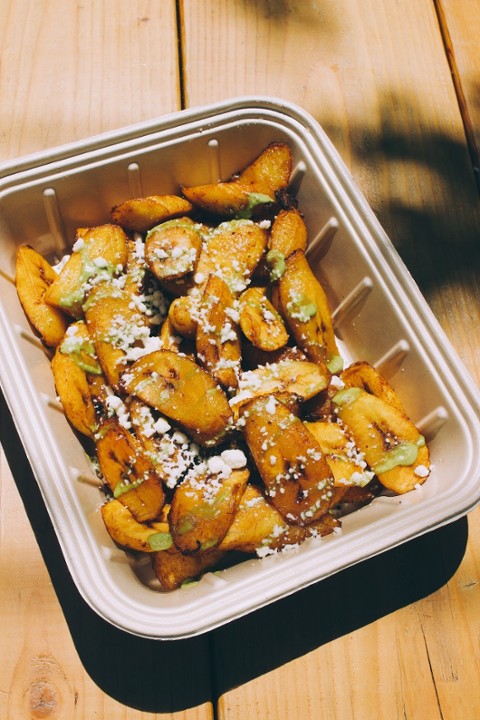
[1, 97, 480, 639]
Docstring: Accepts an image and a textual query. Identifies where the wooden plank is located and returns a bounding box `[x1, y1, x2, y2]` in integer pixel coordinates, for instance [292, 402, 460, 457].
[0, 0, 181, 161]
[434, 0, 480, 189]
[180, 0, 480, 383]
[180, 1, 480, 718]
[0, 2, 213, 718]
[0, 451, 214, 719]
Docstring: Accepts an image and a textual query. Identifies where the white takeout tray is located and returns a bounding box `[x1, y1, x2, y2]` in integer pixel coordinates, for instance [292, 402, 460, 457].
[1, 97, 480, 639]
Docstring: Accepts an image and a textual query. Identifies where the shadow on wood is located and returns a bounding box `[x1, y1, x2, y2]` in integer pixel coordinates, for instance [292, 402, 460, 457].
[1, 390, 468, 712]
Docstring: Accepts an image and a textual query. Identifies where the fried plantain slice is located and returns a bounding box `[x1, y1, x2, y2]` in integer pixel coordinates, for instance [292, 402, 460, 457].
[168, 295, 198, 339]
[170, 467, 250, 554]
[195, 274, 242, 390]
[111, 194, 193, 233]
[84, 281, 153, 391]
[267, 207, 308, 262]
[181, 143, 292, 217]
[242, 395, 335, 525]
[305, 420, 374, 492]
[43, 224, 128, 319]
[276, 249, 339, 367]
[194, 219, 268, 297]
[51, 321, 102, 438]
[144, 218, 202, 282]
[153, 545, 226, 591]
[15, 245, 71, 346]
[341, 361, 405, 412]
[230, 358, 330, 419]
[238, 286, 289, 351]
[101, 498, 173, 553]
[96, 418, 165, 522]
[332, 386, 430, 493]
[220, 484, 339, 554]
[124, 350, 233, 446]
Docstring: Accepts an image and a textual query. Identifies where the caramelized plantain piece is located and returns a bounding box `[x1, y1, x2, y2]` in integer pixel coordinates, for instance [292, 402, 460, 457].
[182, 143, 292, 217]
[15, 245, 70, 346]
[144, 218, 202, 281]
[125, 350, 233, 446]
[110, 194, 193, 233]
[195, 274, 242, 390]
[238, 286, 289, 351]
[242, 395, 335, 525]
[170, 467, 250, 554]
[128, 399, 199, 490]
[96, 419, 165, 522]
[168, 295, 198, 339]
[230, 358, 330, 419]
[51, 321, 102, 438]
[220, 485, 339, 553]
[84, 281, 152, 390]
[195, 219, 268, 296]
[276, 249, 339, 367]
[341, 361, 405, 412]
[305, 420, 374, 491]
[153, 545, 226, 591]
[332, 386, 430, 493]
[101, 499, 173, 553]
[43, 224, 128, 319]
[267, 208, 308, 261]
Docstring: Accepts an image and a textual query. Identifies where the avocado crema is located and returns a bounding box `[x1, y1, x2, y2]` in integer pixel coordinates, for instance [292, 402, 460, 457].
[332, 387, 426, 473]
[60, 246, 120, 312]
[237, 192, 274, 219]
[266, 248, 286, 281]
[372, 436, 426, 474]
[59, 331, 102, 375]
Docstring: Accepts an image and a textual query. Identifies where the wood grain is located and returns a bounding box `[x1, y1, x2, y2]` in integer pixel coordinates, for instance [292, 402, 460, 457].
[0, 2, 212, 718]
[0, 0, 181, 161]
[180, 1, 480, 718]
[436, 0, 480, 189]
[1, 0, 480, 717]
[180, 0, 480, 383]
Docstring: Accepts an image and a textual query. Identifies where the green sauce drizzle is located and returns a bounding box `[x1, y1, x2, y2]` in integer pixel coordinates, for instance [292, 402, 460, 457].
[373, 436, 426, 474]
[147, 531, 173, 551]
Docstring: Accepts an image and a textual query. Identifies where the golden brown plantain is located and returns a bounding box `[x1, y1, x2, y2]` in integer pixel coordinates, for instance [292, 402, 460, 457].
[230, 358, 330, 419]
[96, 419, 165, 522]
[111, 194, 193, 233]
[195, 219, 268, 296]
[276, 249, 339, 367]
[145, 218, 202, 281]
[43, 224, 128, 319]
[195, 274, 242, 390]
[267, 208, 308, 261]
[332, 386, 430, 493]
[238, 286, 288, 351]
[242, 395, 335, 525]
[170, 467, 250, 554]
[153, 545, 226, 591]
[84, 281, 151, 390]
[220, 485, 339, 554]
[51, 321, 102, 438]
[341, 361, 405, 412]
[181, 143, 292, 217]
[124, 350, 233, 446]
[305, 420, 374, 491]
[168, 295, 198, 339]
[15, 245, 70, 346]
[101, 499, 173, 553]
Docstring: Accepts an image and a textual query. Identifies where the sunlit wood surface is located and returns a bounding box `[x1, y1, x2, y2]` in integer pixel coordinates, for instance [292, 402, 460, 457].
[1, 1, 479, 718]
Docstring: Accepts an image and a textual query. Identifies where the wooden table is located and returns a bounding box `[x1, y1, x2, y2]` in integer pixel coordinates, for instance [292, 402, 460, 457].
[1, 2, 479, 718]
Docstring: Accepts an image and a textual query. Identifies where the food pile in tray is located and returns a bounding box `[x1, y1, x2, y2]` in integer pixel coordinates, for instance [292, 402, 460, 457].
[14, 142, 431, 590]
